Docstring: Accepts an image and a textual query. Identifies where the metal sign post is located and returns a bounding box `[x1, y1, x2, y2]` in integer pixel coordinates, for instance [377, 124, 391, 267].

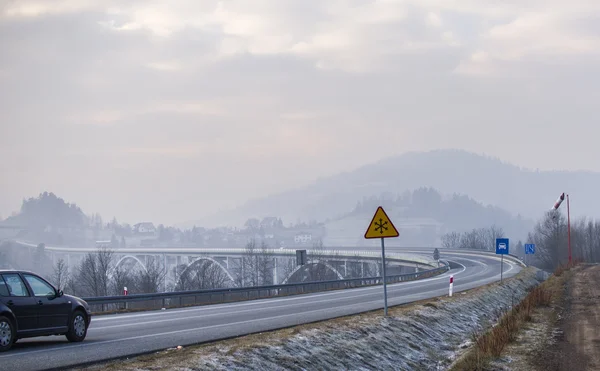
[496, 238, 509, 283]
[551, 192, 571, 266]
[364, 206, 399, 317]
[380, 237, 388, 316]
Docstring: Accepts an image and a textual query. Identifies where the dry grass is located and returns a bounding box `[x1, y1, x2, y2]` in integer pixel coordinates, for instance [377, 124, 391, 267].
[451, 265, 568, 371]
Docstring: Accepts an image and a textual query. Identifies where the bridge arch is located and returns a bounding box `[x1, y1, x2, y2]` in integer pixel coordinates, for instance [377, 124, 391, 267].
[112, 255, 148, 275]
[281, 260, 345, 284]
[178, 257, 235, 284]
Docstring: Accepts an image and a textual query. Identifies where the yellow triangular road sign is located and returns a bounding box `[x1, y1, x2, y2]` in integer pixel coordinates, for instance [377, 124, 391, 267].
[364, 206, 399, 239]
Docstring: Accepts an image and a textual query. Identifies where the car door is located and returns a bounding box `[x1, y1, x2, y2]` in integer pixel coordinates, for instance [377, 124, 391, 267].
[0, 274, 38, 331]
[22, 274, 69, 329]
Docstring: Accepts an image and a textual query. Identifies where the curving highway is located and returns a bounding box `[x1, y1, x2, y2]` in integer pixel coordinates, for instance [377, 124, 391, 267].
[0, 251, 521, 371]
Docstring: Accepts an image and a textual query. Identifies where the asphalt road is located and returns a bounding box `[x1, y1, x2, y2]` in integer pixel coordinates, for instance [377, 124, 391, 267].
[0, 252, 521, 371]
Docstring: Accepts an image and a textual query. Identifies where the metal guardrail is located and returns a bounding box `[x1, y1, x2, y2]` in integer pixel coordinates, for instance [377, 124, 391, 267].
[83, 264, 450, 313]
[439, 248, 527, 267]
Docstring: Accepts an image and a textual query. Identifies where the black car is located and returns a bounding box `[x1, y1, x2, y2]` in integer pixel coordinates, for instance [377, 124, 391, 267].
[0, 269, 92, 352]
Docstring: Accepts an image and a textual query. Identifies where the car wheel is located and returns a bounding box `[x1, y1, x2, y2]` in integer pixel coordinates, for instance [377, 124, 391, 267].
[0, 316, 15, 352]
[66, 310, 88, 342]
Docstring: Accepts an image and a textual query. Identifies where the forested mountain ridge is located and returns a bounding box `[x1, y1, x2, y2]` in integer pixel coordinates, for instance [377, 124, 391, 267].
[188, 149, 597, 228]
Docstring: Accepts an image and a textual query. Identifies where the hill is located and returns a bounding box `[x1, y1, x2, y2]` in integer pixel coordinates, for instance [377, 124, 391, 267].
[186, 149, 599, 229]
[323, 187, 532, 247]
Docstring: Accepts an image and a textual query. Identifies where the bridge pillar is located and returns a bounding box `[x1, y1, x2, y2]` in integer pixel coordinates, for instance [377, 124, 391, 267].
[273, 257, 278, 285]
[163, 254, 167, 292]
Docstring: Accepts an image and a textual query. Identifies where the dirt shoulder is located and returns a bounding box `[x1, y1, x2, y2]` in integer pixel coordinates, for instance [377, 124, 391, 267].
[494, 264, 600, 371]
[544, 264, 600, 371]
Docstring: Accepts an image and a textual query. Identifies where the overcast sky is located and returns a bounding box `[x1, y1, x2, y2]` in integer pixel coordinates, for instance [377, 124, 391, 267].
[1, 0, 598, 225]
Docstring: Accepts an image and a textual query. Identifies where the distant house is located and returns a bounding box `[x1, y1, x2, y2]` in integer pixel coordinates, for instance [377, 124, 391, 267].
[133, 222, 157, 236]
[260, 217, 279, 229]
[294, 232, 312, 244]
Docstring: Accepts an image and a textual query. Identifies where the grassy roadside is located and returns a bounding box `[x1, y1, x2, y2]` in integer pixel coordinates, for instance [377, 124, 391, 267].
[450, 265, 571, 370]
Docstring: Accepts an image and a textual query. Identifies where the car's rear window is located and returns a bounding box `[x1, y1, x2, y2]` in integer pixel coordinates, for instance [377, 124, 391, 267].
[1, 274, 29, 297]
[0, 278, 9, 297]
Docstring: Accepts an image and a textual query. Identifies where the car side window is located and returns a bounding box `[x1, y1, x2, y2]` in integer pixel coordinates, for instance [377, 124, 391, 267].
[0, 277, 9, 296]
[23, 275, 56, 297]
[1, 274, 30, 297]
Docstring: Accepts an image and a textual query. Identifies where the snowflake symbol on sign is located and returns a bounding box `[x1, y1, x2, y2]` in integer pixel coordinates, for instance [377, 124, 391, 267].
[375, 218, 388, 234]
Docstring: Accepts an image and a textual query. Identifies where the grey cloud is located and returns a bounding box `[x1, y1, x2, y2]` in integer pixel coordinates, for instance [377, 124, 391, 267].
[0, 1, 599, 224]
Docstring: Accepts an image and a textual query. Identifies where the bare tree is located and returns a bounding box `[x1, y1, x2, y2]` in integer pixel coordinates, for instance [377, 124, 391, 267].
[300, 240, 339, 282]
[51, 258, 69, 291]
[174, 263, 193, 291]
[484, 225, 505, 251]
[345, 253, 364, 279]
[111, 264, 135, 295]
[242, 239, 260, 287]
[96, 247, 114, 295]
[441, 231, 461, 249]
[444, 226, 500, 251]
[200, 261, 230, 289]
[583, 220, 600, 263]
[76, 253, 100, 296]
[134, 256, 166, 293]
[528, 211, 567, 270]
[257, 241, 274, 285]
[176, 260, 230, 290]
[459, 229, 481, 250]
[73, 247, 114, 297]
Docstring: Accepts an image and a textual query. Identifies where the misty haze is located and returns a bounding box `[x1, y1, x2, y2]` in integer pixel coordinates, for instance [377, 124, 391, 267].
[1, 1, 599, 370]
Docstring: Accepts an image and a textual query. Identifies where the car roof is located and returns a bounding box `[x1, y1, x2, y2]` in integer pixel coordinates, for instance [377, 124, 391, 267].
[0, 269, 38, 275]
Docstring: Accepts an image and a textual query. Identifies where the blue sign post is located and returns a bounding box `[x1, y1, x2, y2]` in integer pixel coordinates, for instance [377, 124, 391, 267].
[524, 243, 535, 266]
[496, 238, 509, 282]
[525, 244, 535, 254]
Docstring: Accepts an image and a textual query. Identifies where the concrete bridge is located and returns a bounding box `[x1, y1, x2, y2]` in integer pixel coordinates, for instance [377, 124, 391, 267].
[13, 241, 439, 291]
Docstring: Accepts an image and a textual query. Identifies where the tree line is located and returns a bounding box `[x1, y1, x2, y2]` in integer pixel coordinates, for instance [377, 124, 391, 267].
[441, 225, 506, 251]
[441, 210, 600, 271]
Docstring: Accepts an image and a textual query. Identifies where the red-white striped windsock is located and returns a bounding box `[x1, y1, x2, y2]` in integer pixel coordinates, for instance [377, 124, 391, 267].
[551, 192, 565, 210]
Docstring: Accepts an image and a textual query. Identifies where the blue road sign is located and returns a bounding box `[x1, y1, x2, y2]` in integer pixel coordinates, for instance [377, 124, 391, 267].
[525, 243, 535, 254]
[496, 238, 509, 254]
